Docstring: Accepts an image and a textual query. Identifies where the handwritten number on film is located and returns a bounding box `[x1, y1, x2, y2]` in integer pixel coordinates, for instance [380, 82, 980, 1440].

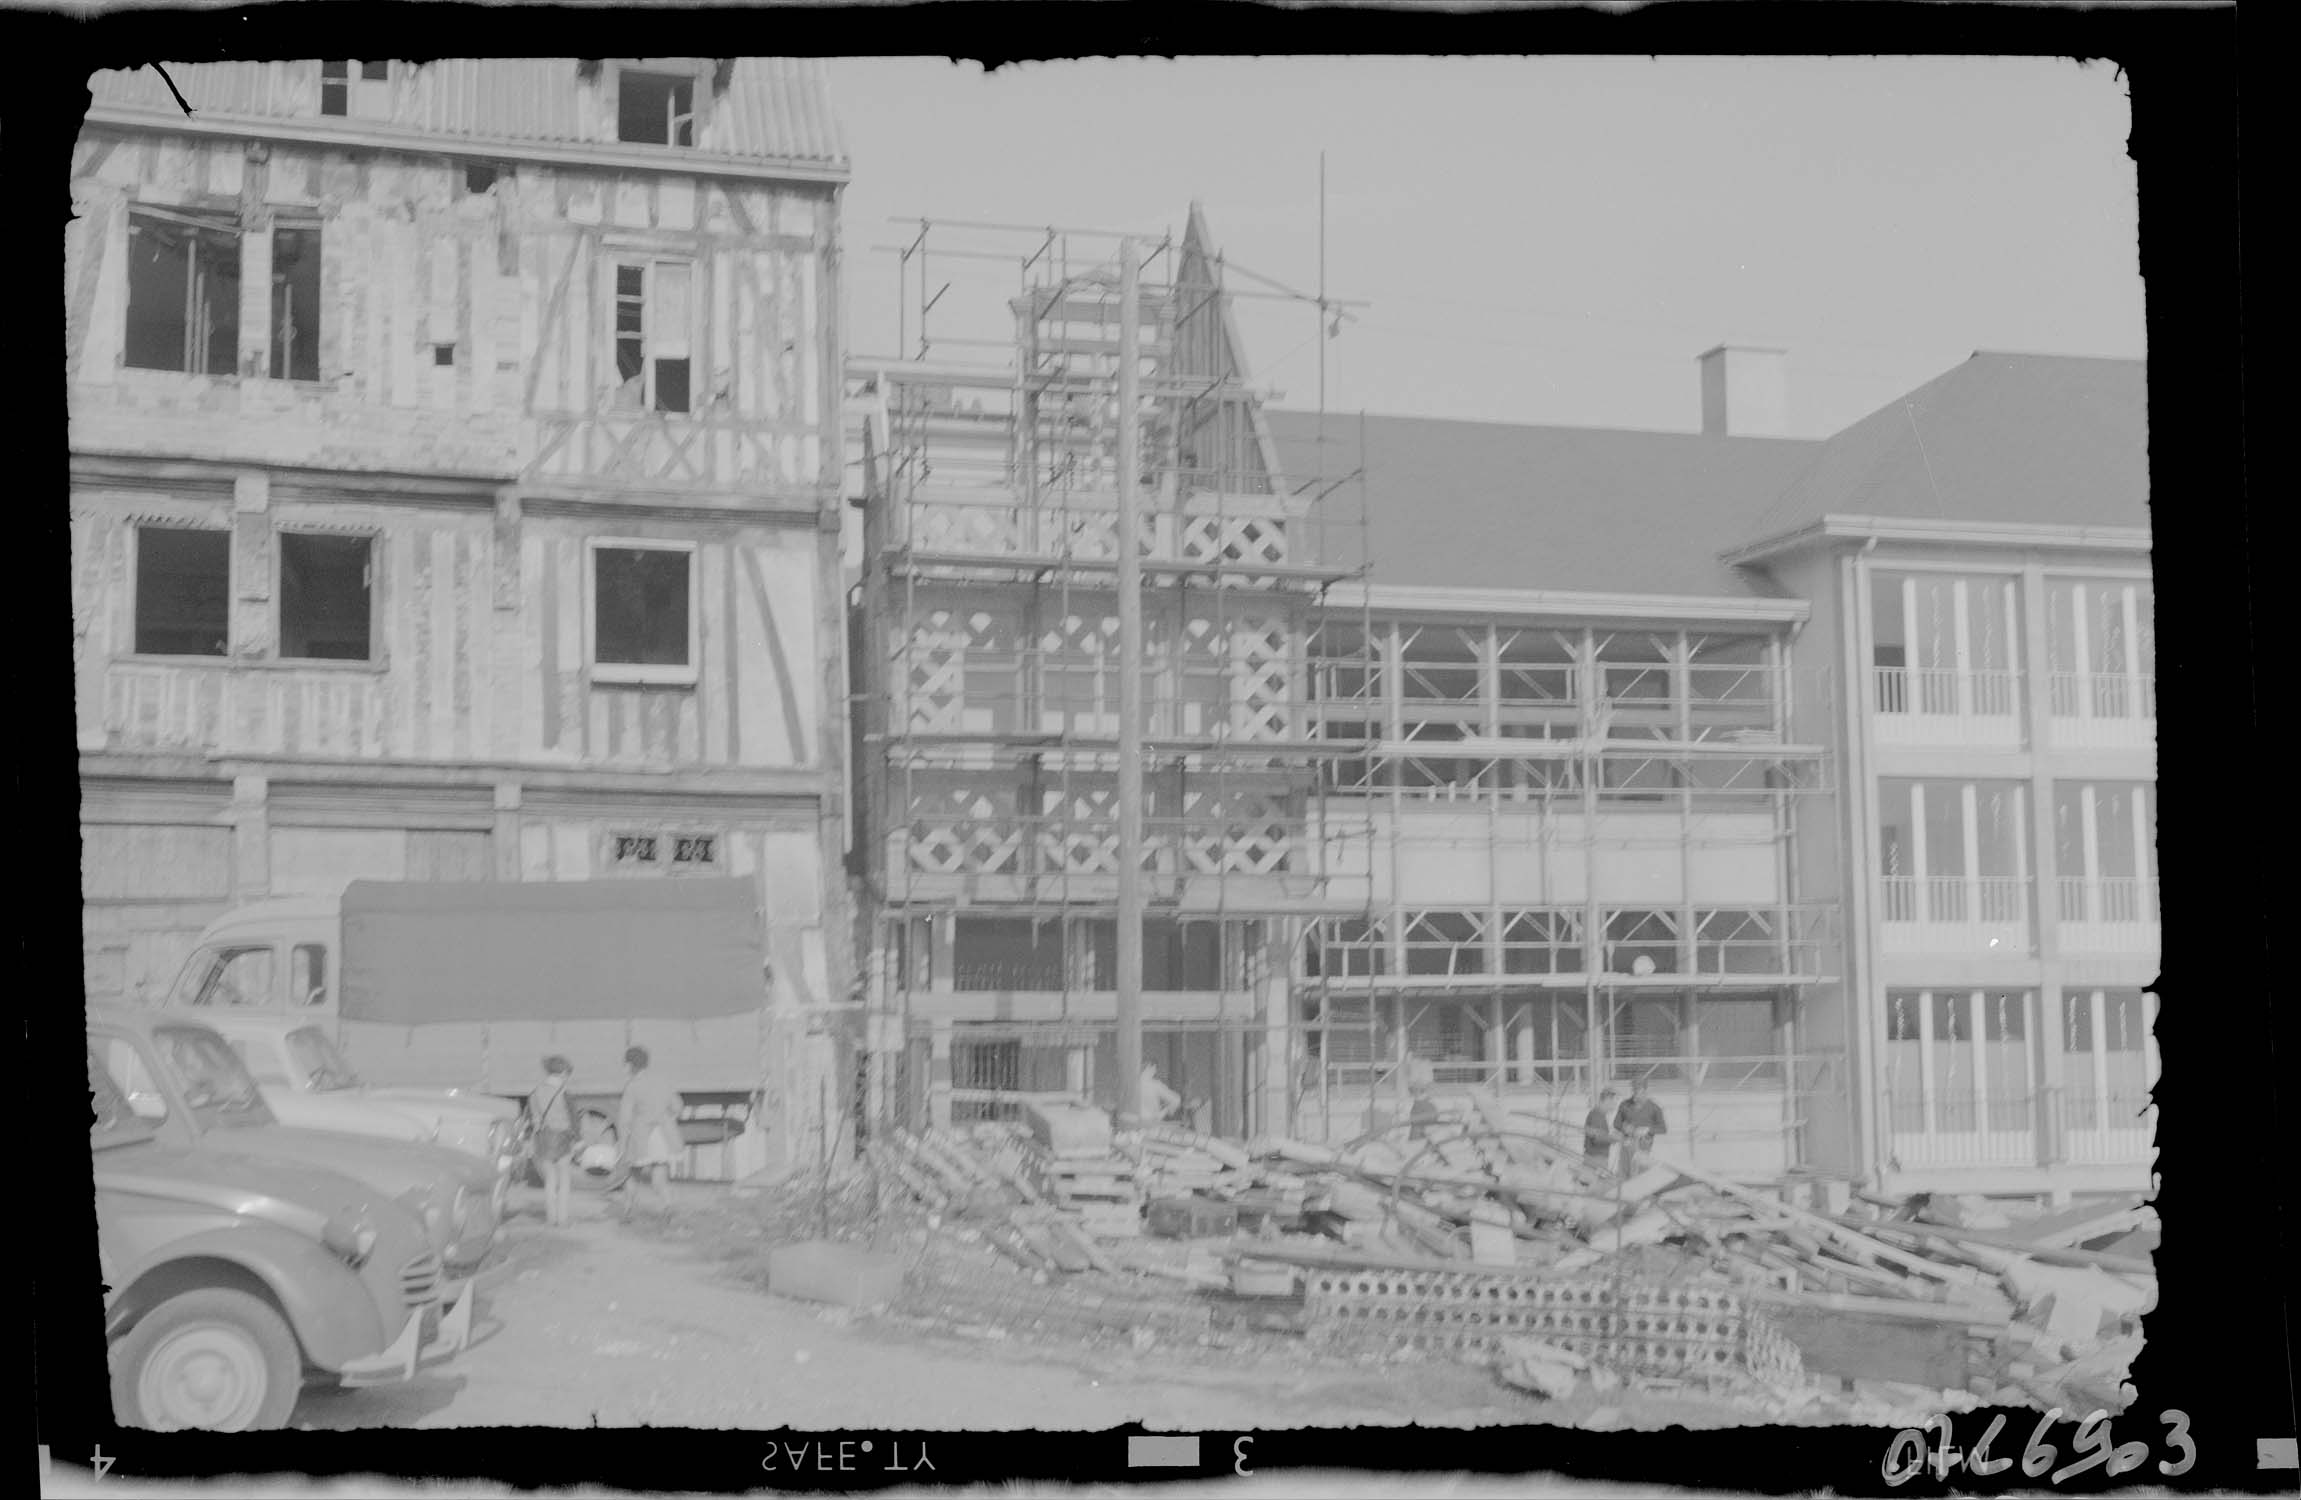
[1885, 1409, 2191, 1486]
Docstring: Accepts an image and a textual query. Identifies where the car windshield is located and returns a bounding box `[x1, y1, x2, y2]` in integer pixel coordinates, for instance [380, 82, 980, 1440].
[153, 1025, 275, 1127]
[286, 1026, 362, 1091]
[87, 1047, 157, 1149]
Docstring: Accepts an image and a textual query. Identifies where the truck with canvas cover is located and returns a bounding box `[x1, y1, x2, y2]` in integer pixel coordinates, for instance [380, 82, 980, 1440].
[160, 878, 778, 1179]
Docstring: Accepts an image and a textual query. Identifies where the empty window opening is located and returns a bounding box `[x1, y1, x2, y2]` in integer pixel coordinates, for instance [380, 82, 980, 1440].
[618, 70, 695, 146]
[125, 208, 241, 375]
[433, 343, 456, 366]
[464, 163, 498, 194]
[270, 224, 321, 381]
[277, 533, 373, 661]
[612, 260, 693, 413]
[592, 543, 694, 675]
[133, 526, 230, 657]
[321, 60, 349, 115]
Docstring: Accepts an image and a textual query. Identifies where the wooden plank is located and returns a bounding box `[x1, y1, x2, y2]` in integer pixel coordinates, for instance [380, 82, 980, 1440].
[1836, 1215, 2156, 1277]
[1643, 1156, 1986, 1287]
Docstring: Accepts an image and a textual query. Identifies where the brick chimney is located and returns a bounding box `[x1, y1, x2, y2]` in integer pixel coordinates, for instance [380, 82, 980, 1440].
[1697, 345, 1788, 437]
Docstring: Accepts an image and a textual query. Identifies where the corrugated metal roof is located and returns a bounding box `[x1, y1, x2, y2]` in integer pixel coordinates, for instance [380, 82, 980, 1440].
[1737, 352, 2148, 548]
[1269, 411, 1820, 599]
[83, 58, 848, 176]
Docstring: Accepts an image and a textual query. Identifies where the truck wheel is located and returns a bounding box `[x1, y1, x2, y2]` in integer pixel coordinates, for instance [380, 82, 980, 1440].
[111, 1288, 302, 1431]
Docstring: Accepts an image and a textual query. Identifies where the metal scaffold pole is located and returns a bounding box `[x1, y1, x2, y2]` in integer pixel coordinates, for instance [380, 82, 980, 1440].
[1115, 237, 1146, 1126]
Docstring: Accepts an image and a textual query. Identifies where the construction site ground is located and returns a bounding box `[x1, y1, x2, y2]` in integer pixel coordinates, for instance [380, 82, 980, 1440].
[288, 1178, 1829, 1433]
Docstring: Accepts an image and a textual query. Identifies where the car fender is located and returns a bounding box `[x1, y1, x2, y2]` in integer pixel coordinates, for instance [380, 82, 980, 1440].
[108, 1222, 389, 1375]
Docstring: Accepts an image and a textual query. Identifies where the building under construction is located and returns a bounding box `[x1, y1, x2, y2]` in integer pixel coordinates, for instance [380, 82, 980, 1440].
[845, 215, 1849, 1175]
[845, 210, 2151, 1197]
[846, 210, 1350, 1141]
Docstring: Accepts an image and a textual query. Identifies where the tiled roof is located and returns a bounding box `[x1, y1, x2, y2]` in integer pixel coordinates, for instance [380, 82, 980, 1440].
[1736, 352, 2148, 550]
[82, 58, 848, 178]
[1268, 411, 1820, 599]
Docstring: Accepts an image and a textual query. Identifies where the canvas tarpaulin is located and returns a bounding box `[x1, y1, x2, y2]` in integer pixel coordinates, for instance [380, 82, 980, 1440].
[340, 878, 766, 1026]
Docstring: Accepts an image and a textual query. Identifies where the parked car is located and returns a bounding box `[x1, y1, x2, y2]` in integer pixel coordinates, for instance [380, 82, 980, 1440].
[88, 1007, 501, 1274]
[199, 1012, 521, 1205]
[91, 1048, 472, 1430]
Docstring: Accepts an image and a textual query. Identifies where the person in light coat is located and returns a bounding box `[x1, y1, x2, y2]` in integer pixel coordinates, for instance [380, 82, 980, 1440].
[614, 1045, 682, 1224]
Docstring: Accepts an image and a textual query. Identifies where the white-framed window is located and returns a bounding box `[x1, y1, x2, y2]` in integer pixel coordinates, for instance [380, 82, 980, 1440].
[586, 537, 698, 685]
[610, 258, 695, 414]
[320, 60, 393, 119]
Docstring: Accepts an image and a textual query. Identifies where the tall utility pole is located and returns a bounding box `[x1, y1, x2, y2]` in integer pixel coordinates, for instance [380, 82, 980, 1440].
[1114, 238, 1146, 1125]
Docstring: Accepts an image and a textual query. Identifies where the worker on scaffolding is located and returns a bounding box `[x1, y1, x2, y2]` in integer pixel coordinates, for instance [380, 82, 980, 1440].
[1613, 1075, 1668, 1178]
[1138, 1061, 1183, 1124]
[1583, 1085, 1622, 1171]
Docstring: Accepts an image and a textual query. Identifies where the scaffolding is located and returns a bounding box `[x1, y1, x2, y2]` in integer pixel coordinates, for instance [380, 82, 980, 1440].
[848, 210, 1846, 1170]
[1295, 602, 1846, 1165]
[851, 210, 1369, 1138]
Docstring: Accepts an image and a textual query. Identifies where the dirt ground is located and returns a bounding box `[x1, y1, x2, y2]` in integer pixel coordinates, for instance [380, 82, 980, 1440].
[292, 1178, 1538, 1432]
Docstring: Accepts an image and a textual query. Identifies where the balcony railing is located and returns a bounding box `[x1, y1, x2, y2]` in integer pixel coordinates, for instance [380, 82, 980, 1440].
[1879, 875, 2031, 955]
[1884, 1082, 2156, 1172]
[1872, 665, 2024, 747]
[2047, 669, 2156, 750]
[2056, 875, 2161, 956]
[2057, 874, 2159, 926]
[1305, 906, 1835, 986]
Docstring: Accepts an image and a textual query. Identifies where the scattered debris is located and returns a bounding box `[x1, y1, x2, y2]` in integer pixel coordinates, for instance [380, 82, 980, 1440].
[805, 1096, 2154, 1423]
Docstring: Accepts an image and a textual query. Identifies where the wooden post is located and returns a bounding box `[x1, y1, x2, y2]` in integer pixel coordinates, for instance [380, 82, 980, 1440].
[1115, 238, 1146, 1126]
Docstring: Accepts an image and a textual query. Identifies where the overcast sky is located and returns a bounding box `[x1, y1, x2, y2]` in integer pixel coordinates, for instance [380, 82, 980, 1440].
[828, 55, 2142, 439]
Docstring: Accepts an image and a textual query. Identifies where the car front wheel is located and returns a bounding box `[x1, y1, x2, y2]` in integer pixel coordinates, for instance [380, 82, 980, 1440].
[111, 1288, 302, 1432]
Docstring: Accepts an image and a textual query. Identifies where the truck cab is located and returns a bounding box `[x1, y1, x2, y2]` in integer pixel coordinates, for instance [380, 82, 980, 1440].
[163, 897, 520, 1124]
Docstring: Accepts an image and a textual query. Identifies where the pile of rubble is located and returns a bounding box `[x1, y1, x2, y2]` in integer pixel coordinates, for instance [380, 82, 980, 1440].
[856, 1094, 2153, 1420]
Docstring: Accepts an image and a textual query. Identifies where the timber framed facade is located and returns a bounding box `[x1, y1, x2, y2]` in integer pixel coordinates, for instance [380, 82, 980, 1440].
[847, 211, 1349, 1140]
[69, 58, 854, 1177]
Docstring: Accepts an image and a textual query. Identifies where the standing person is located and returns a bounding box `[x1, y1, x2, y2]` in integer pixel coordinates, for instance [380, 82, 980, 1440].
[614, 1046, 682, 1225]
[1613, 1076, 1668, 1178]
[1407, 1077, 1441, 1141]
[1583, 1085, 1621, 1171]
[526, 1055, 577, 1228]
[1138, 1061, 1182, 1124]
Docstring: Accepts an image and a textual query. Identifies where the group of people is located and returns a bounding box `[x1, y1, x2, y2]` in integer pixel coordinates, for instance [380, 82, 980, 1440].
[1392, 1063, 1674, 1176]
[1584, 1077, 1668, 1179]
[522, 1046, 685, 1228]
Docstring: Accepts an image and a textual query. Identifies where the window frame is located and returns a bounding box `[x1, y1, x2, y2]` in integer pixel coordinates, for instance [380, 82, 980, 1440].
[124, 206, 244, 377]
[606, 255, 697, 415]
[129, 521, 235, 660]
[268, 218, 325, 383]
[272, 527, 383, 667]
[615, 67, 699, 147]
[585, 536, 701, 687]
[320, 60, 392, 118]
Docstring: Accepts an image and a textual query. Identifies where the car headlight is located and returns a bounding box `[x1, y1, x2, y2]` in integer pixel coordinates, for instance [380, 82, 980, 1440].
[321, 1210, 379, 1267]
[487, 1120, 511, 1158]
[399, 1187, 447, 1236]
